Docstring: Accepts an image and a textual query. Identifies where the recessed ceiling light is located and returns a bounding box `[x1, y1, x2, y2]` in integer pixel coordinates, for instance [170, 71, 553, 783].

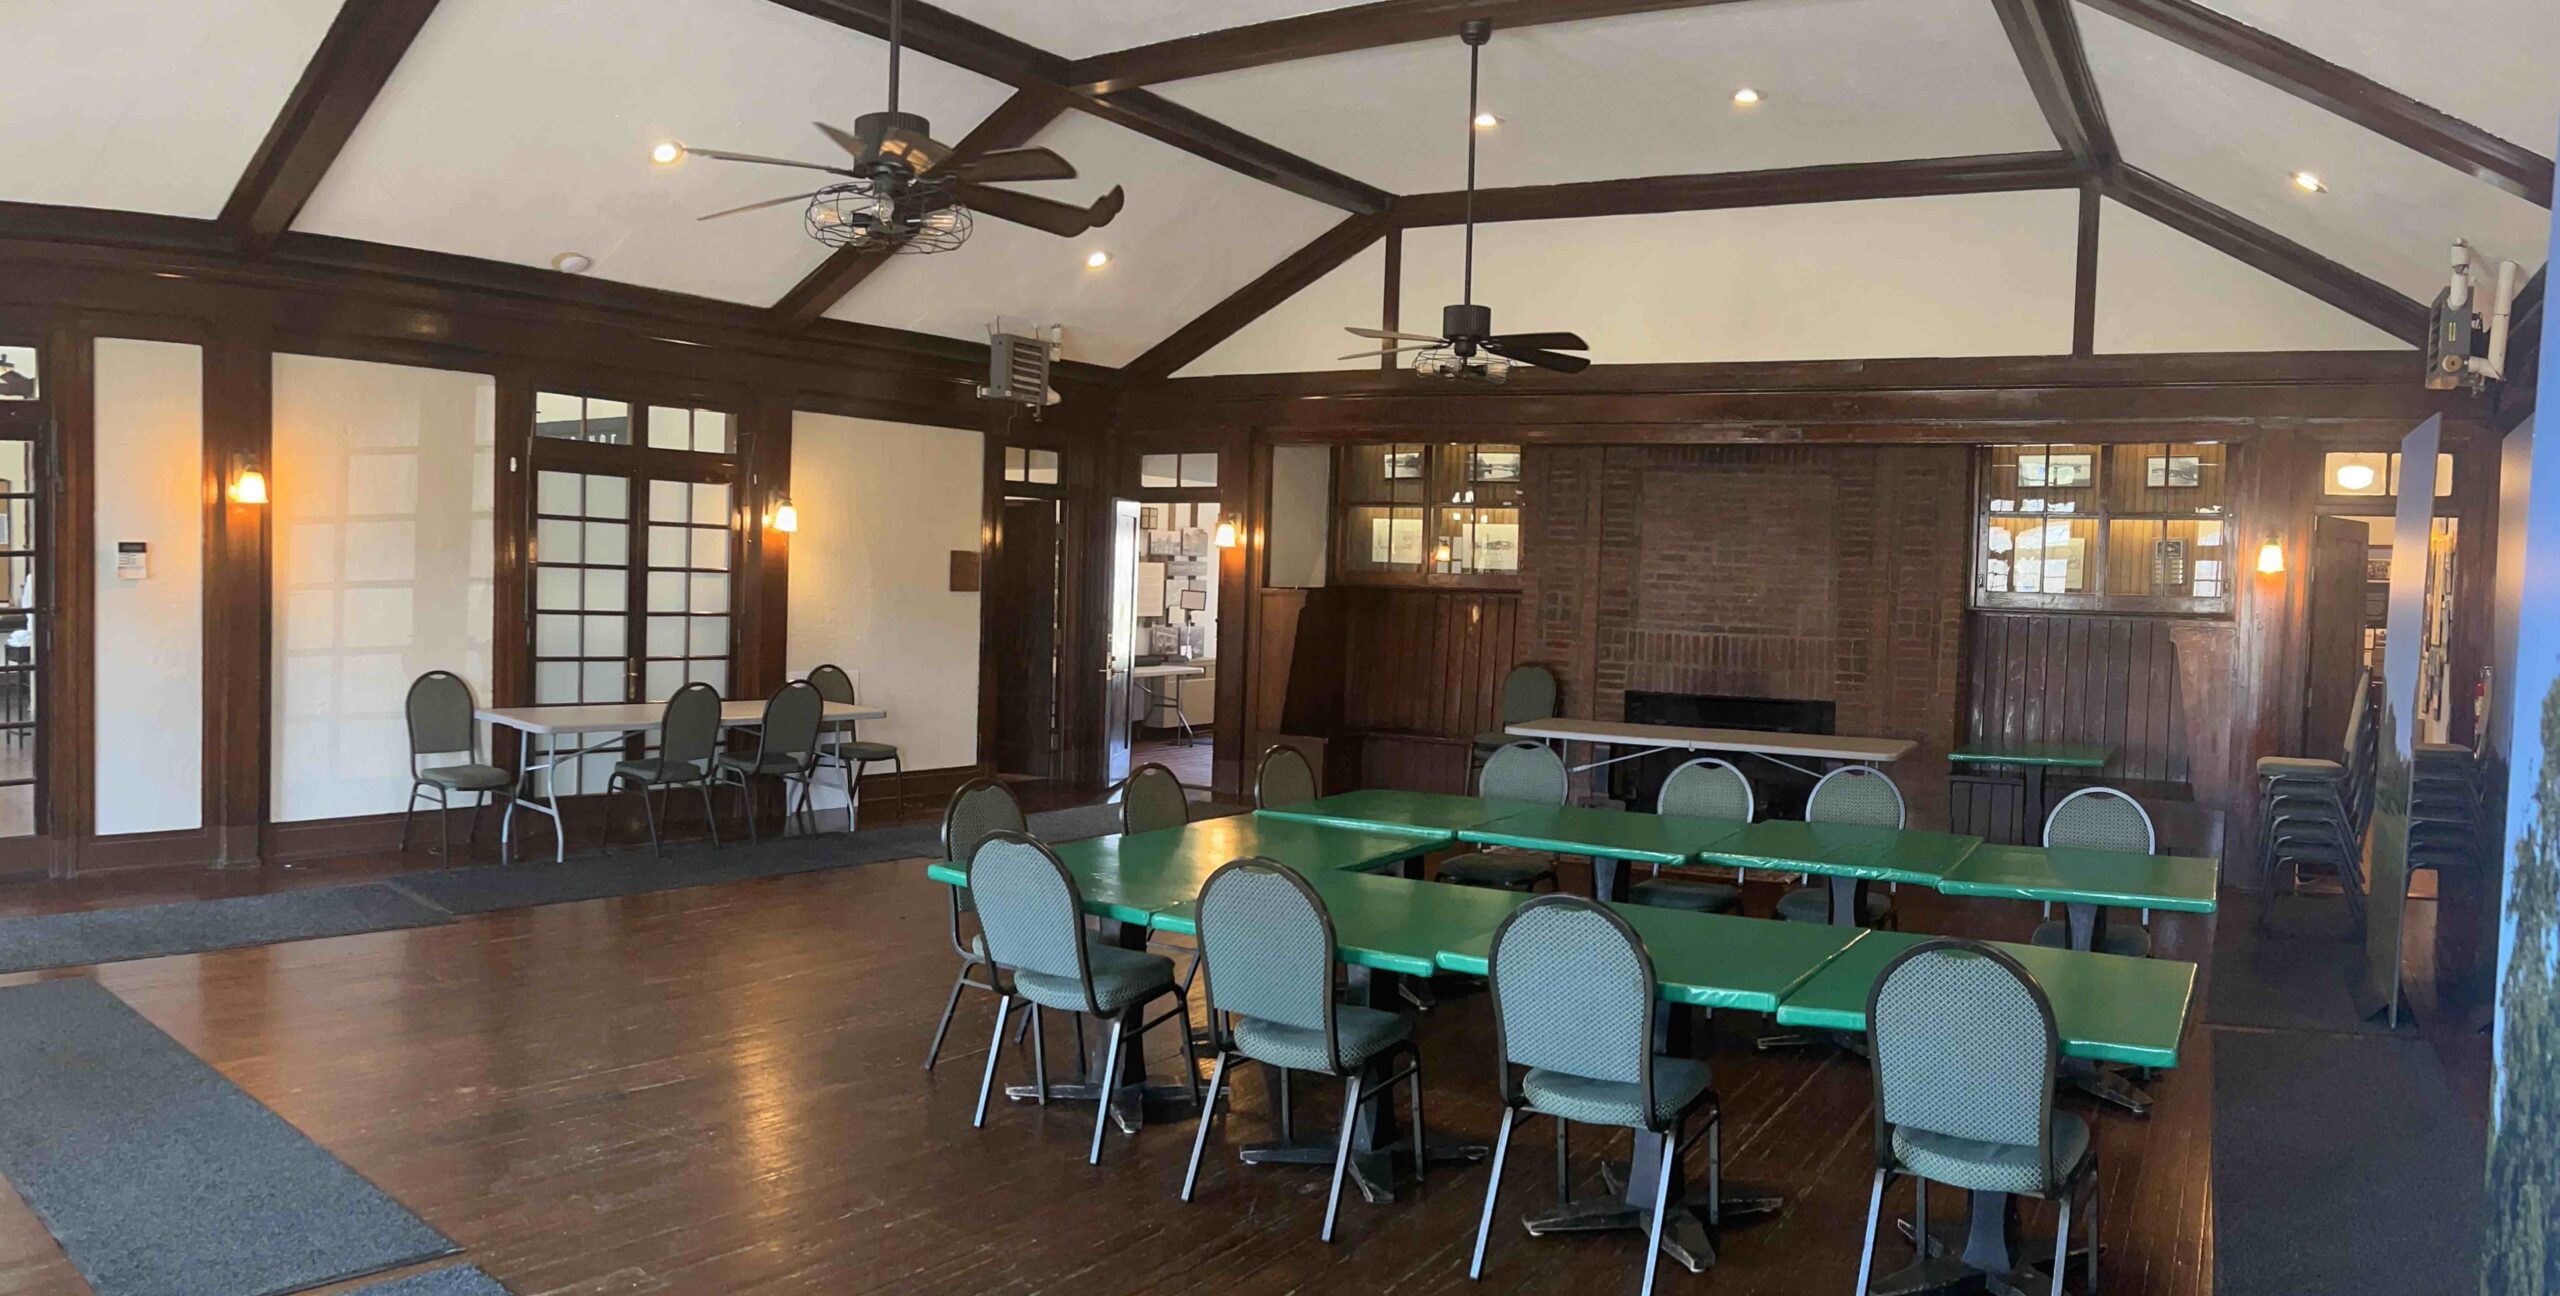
[1085, 250, 1111, 269]
[1472, 111, 1501, 129]
[2289, 170, 2326, 194]
[1732, 87, 1763, 106]
[649, 140, 684, 166]
[551, 252, 594, 274]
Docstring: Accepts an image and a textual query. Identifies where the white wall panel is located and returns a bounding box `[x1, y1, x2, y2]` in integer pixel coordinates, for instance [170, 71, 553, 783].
[1178, 242, 1386, 377]
[92, 339, 204, 835]
[2198, 0, 2560, 156]
[2095, 200, 2410, 353]
[270, 355, 495, 824]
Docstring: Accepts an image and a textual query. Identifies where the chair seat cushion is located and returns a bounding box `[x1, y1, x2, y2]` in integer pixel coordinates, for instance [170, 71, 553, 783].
[1012, 941, 1176, 1014]
[613, 757, 706, 784]
[715, 752, 808, 776]
[1893, 1114, 2092, 1195]
[2031, 918, 2153, 959]
[1233, 1003, 1412, 1074]
[1776, 886, 1893, 926]
[1523, 1057, 1711, 1129]
[1629, 877, 1742, 914]
[2257, 756, 2347, 779]
[834, 740, 900, 762]
[1436, 852, 1555, 890]
[420, 763, 511, 792]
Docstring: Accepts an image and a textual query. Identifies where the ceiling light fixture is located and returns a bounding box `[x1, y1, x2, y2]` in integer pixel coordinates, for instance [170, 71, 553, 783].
[649, 140, 685, 166]
[1732, 87, 1763, 106]
[551, 252, 594, 274]
[2335, 463, 2377, 492]
[1085, 250, 1111, 269]
[1473, 111, 1501, 129]
[2289, 170, 2326, 194]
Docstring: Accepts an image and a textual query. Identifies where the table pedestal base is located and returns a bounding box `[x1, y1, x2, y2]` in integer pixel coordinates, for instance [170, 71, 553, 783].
[1881, 1209, 2097, 1296]
[2065, 1059, 2153, 1114]
[1238, 1134, 1486, 1204]
[1526, 1199, 1720, 1274]
[1004, 1081, 1200, 1134]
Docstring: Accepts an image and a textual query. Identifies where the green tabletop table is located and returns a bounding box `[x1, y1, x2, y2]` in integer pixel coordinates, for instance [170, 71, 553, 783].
[1772, 929, 2197, 1069]
[1435, 899, 1870, 1013]
[1458, 803, 1749, 901]
[1939, 842, 2218, 936]
[924, 814, 1442, 926]
[1949, 742, 2113, 845]
[1152, 867, 1531, 978]
[1698, 819, 1982, 926]
[1254, 789, 1534, 840]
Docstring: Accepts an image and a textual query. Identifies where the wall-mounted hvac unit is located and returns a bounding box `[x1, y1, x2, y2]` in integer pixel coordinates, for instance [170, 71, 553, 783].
[981, 320, 1063, 415]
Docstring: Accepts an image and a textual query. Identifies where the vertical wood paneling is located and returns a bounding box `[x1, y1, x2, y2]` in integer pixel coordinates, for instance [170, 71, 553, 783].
[1337, 588, 1521, 743]
[1966, 611, 2194, 784]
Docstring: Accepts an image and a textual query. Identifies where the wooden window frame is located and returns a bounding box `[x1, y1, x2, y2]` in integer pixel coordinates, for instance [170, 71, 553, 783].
[1970, 442, 2236, 618]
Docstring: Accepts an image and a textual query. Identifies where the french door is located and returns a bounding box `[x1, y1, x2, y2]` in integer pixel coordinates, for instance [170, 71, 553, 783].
[0, 340, 48, 867]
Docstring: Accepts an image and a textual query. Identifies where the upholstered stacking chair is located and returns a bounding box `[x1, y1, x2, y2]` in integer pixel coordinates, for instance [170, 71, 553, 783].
[1255, 744, 1319, 810]
[923, 778, 1029, 1072]
[1629, 757, 1751, 915]
[1122, 761, 1192, 834]
[398, 670, 514, 858]
[806, 663, 903, 828]
[1774, 766, 1904, 927]
[968, 831, 1199, 1165]
[1470, 663, 1559, 777]
[711, 680, 825, 842]
[2030, 786, 2157, 958]
[1181, 858, 1424, 1241]
[1470, 896, 1722, 1296]
[1852, 940, 2098, 1296]
[601, 682, 723, 858]
[1438, 742, 1567, 892]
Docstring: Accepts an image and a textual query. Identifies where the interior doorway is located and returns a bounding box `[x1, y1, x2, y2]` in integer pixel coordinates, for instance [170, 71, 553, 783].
[1104, 497, 1220, 787]
[0, 339, 54, 877]
[989, 495, 1064, 781]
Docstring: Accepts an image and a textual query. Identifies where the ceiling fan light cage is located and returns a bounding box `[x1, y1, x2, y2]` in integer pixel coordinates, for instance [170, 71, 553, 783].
[1414, 346, 1513, 384]
[804, 180, 971, 254]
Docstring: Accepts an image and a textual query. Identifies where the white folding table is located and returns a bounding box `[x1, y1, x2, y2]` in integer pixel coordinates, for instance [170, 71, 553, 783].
[479, 700, 887, 863]
[1504, 717, 1915, 780]
[1131, 663, 1205, 747]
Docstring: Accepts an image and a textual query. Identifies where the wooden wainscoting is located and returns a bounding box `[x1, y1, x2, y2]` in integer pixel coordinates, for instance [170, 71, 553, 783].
[1957, 611, 2196, 836]
[1341, 588, 1523, 793]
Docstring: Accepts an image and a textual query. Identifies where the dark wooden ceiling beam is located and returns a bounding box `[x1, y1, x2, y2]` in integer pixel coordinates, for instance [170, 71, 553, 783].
[762, 0, 1387, 212]
[2081, 0, 2552, 206]
[1123, 212, 1395, 381]
[771, 90, 1064, 326]
[219, 0, 444, 256]
[2102, 165, 2430, 343]
[1065, 0, 1755, 94]
[1394, 152, 2082, 226]
[1990, 0, 2116, 170]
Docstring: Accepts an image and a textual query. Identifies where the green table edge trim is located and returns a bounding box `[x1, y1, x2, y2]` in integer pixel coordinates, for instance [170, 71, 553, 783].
[1947, 745, 2114, 768]
[924, 860, 1158, 927]
[1453, 826, 1693, 865]
[1771, 968, 2195, 1068]
[1249, 806, 1463, 842]
[1933, 876, 2218, 912]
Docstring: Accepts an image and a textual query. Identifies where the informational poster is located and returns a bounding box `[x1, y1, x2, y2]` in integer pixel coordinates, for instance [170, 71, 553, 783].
[2364, 416, 2438, 1028]
[1369, 516, 1423, 566]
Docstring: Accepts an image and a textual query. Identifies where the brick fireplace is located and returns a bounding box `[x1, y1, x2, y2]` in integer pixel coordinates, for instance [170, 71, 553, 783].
[1519, 443, 1972, 826]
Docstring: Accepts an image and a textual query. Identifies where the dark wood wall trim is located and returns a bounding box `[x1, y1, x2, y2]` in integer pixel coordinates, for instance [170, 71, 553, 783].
[1393, 153, 2079, 226]
[1990, 0, 2118, 171]
[219, 0, 446, 254]
[2101, 167, 2432, 344]
[1123, 212, 1395, 381]
[2072, 183, 2102, 356]
[203, 332, 274, 866]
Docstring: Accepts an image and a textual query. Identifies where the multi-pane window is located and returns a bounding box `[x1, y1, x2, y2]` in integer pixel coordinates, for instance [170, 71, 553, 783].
[641, 477, 732, 701]
[0, 345, 43, 840]
[1138, 452, 1217, 489]
[1334, 442, 1522, 586]
[1003, 447, 1060, 484]
[1975, 442, 2232, 613]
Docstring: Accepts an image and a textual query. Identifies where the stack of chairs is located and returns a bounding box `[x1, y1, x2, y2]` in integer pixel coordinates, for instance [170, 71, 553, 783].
[2254, 671, 2377, 921]
[2408, 732, 2487, 889]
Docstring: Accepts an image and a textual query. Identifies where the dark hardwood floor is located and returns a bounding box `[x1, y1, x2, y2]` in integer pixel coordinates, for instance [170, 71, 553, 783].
[0, 850, 2231, 1296]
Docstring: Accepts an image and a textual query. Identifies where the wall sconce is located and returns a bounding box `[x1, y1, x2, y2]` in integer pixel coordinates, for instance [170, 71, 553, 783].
[1432, 540, 1455, 571]
[1213, 512, 1240, 548]
[768, 493, 799, 534]
[2255, 530, 2285, 575]
[229, 452, 269, 505]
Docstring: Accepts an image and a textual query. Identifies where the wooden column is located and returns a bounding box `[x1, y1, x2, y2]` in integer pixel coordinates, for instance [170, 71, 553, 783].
[202, 333, 273, 866]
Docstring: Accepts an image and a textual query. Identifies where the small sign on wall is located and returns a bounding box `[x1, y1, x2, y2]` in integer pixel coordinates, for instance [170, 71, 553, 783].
[114, 541, 148, 581]
[950, 550, 981, 592]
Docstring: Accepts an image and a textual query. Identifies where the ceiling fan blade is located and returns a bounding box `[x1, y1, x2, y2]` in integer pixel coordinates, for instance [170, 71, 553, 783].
[695, 189, 830, 221]
[683, 147, 858, 177]
[942, 147, 1076, 183]
[815, 120, 881, 164]
[1500, 347, 1592, 374]
[1344, 327, 1446, 343]
[1486, 331, 1589, 352]
[1335, 344, 1440, 360]
[959, 183, 1124, 237]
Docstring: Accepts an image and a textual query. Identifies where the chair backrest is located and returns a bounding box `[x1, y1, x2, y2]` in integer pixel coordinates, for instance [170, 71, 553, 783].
[966, 832, 1092, 1002]
[1255, 745, 1317, 810]
[2044, 786, 2155, 853]
[1658, 757, 1753, 822]
[1479, 742, 1568, 804]
[1498, 663, 1560, 726]
[1807, 765, 1906, 828]
[405, 671, 478, 763]
[1122, 762, 1190, 834]
[1867, 939, 2060, 1190]
[806, 663, 855, 705]
[1489, 896, 1660, 1120]
[1197, 858, 1342, 1065]
[941, 778, 1026, 864]
[756, 680, 824, 764]
[659, 682, 724, 769]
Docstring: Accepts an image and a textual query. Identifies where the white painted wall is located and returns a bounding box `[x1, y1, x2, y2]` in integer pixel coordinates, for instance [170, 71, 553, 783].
[1266, 445, 1331, 589]
[788, 412, 984, 803]
[2095, 200, 2409, 353]
[92, 339, 204, 835]
[270, 354, 496, 823]
[1178, 242, 1385, 378]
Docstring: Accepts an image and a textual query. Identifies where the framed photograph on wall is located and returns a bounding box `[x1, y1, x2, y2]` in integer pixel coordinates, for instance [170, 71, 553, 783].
[1472, 450, 1522, 482]
[2145, 454, 2203, 488]
[2019, 451, 2095, 488]
[1383, 450, 1423, 480]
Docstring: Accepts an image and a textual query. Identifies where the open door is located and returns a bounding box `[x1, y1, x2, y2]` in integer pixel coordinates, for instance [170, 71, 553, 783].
[2303, 514, 2372, 761]
[1102, 500, 1140, 784]
[990, 496, 1062, 779]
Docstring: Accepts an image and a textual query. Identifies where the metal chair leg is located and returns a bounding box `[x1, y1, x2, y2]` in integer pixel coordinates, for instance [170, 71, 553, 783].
[1640, 1116, 1677, 1296]
[741, 776, 760, 844]
[2050, 1196, 2073, 1296]
[2087, 1178, 2101, 1293]
[1855, 1169, 1886, 1296]
[892, 754, 906, 822]
[1089, 1015, 1128, 1165]
[1322, 1073, 1363, 1242]
[437, 787, 453, 858]
[1408, 1055, 1426, 1185]
[924, 962, 973, 1071]
[1706, 1115, 1721, 1226]
[1030, 1005, 1048, 1104]
[1182, 1052, 1231, 1202]
[698, 780, 722, 851]
[1555, 1118, 1571, 1204]
[641, 780, 665, 858]
[398, 782, 424, 851]
[972, 995, 1013, 1127]
[1276, 1066, 1294, 1143]
[1469, 1107, 1517, 1280]
[468, 794, 487, 846]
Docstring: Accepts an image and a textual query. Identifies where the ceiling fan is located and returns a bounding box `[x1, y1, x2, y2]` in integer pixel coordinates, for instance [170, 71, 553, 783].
[667, 0, 1124, 254]
[1340, 19, 1589, 381]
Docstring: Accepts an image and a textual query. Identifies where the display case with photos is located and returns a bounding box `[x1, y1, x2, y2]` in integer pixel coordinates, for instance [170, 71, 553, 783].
[1975, 441, 2232, 613]
[1334, 442, 1523, 586]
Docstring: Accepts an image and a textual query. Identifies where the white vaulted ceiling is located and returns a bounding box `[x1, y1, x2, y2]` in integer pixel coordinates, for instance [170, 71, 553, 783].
[296, 0, 1014, 304]
[1156, 0, 2059, 193]
[2196, 0, 2560, 156]
[929, 0, 1370, 61]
